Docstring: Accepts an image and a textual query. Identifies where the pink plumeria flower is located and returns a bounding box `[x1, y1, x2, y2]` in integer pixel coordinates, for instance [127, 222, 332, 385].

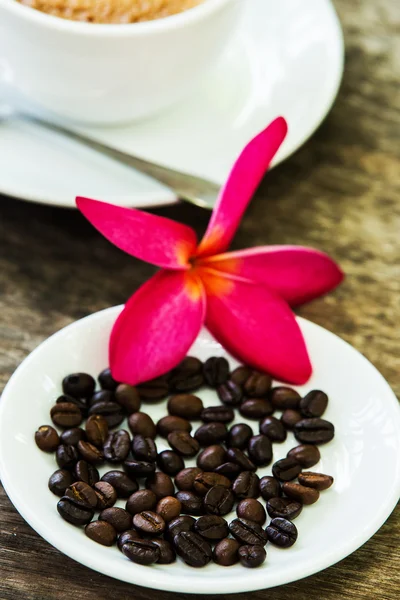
[77, 117, 343, 386]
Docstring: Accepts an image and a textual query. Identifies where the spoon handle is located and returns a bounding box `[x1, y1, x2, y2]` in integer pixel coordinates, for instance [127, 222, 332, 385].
[22, 114, 220, 208]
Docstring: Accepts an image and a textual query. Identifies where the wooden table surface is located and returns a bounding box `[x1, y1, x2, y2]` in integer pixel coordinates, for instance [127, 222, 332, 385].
[1, 1, 399, 598]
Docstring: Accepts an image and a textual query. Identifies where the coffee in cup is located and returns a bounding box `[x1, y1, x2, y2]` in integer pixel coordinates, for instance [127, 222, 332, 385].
[17, 0, 204, 24]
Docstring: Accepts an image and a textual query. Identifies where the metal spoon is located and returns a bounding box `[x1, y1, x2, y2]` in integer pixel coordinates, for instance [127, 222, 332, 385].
[12, 113, 221, 208]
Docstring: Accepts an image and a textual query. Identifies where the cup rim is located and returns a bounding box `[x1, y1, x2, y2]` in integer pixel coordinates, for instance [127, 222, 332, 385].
[0, 0, 234, 36]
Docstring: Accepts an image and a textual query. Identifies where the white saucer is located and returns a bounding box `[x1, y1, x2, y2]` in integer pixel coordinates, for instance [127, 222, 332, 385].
[0, 0, 343, 209]
[1, 306, 399, 593]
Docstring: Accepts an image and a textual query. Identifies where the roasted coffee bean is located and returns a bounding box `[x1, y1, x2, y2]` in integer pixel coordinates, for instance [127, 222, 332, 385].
[166, 515, 196, 541]
[137, 376, 169, 401]
[57, 496, 95, 526]
[85, 520, 117, 546]
[226, 448, 256, 472]
[194, 515, 229, 541]
[132, 435, 157, 462]
[298, 471, 334, 490]
[269, 386, 301, 409]
[287, 444, 321, 468]
[248, 434, 273, 466]
[175, 491, 203, 515]
[201, 406, 234, 424]
[203, 357, 230, 387]
[157, 450, 185, 476]
[168, 394, 204, 420]
[128, 412, 156, 439]
[62, 372, 95, 399]
[51, 402, 83, 428]
[89, 390, 114, 407]
[117, 529, 142, 551]
[175, 467, 203, 491]
[157, 415, 192, 438]
[99, 507, 132, 532]
[133, 511, 166, 535]
[227, 423, 253, 450]
[214, 462, 241, 480]
[156, 496, 182, 523]
[259, 416, 287, 443]
[168, 357, 205, 392]
[146, 472, 174, 500]
[282, 482, 320, 505]
[35, 425, 60, 452]
[168, 431, 200, 457]
[193, 472, 231, 497]
[122, 539, 160, 565]
[88, 401, 124, 428]
[65, 481, 97, 508]
[86, 404, 116, 440]
[114, 384, 141, 414]
[172, 356, 201, 373]
[237, 498, 266, 525]
[213, 538, 241, 566]
[126, 489, 157, 516]
[239, 398, 274, 420]
[266, 517, 298, 547]
[56, 444, 79, 470]
[266, 497, 302, 520]
[74, 460, 100, 486]
[300, 390, 328, 418]
[230, 366, 253, 387]
[272, 457, 302, 482]
[123, 459, 156, 478]
[229, 518, 268, 546]
[150, 538, 176, 564]
[238, 544, 266, 568]
[77, 440, 104, 465]
[259, 476, 281, 501]
[98, 367, 119, 391]
[217, 381, 243, 407]
[294, 418, 335, 444]
[103, 430, 131, 463]
[48, 469, 73, 496]
[56, 394, 87, 415]
[204, 485, 235, 516]
[101, 470, 138, 498]
[93, 481, 117, 509]
[281, 409, 303, 430]
[174, 531, 212, 567]
[194, 422, 228, 446]
[60, 428, 86, 446]
[243, 372, 272, 397]
[196, 445, 226, 471]
[85, 415, 108, 447]
[232, 471, 260, 499]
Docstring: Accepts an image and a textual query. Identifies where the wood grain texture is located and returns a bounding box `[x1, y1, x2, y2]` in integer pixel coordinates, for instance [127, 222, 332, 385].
[0, 0, 399, 598]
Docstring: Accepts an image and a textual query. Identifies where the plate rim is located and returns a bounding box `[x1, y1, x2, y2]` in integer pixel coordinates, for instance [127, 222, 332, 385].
[0, 305, 399, 593]
[0, 0, 344, 210]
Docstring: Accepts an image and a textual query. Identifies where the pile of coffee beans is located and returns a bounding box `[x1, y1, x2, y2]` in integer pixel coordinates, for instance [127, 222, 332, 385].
[35, 357, 334, 569]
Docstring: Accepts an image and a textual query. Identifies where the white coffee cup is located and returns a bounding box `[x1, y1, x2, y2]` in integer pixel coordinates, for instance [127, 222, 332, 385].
[0, 0, 241, 124]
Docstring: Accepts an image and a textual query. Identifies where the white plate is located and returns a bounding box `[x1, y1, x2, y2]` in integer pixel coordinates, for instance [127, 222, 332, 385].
[0, 0, 344, 209]
[1, 306, 399, 593]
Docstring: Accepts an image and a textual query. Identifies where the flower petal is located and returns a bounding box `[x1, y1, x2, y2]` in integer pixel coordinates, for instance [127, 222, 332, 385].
[76, 197, 197, 269]
[110, 270, 205, 385]
[200, 270, 311, 384]
[196, 117, 288, 257]
[200, 246, 344, 306]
